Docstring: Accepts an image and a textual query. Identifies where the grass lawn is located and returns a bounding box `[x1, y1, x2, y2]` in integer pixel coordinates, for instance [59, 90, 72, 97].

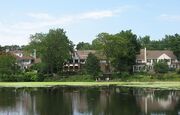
[0, 82, 180, 90]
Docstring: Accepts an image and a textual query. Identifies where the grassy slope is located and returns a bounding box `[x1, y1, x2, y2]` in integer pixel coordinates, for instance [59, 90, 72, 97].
[0, 82, 180, 90]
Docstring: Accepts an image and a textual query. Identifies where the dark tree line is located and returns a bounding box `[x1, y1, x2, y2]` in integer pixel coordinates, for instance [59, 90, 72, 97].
[138, 34, 180, 60]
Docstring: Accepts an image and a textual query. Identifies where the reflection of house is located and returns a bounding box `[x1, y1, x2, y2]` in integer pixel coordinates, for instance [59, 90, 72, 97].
[133, 48, 180, 72]
[136, 91, 179, 114]
[63, 50, 107, 72]
[8, 50, 37, 69]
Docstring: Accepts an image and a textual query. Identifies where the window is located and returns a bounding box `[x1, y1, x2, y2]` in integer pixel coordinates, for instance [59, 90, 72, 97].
[147, 59, 151, 63]
[75, 59, 78, 63]
[171, 59, 175, 63]
[153, 59, 157, 63]
[164, 59, 170, 62]
[137, 60, 142, 63]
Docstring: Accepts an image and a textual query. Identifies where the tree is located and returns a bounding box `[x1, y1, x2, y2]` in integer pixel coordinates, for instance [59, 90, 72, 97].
[105, 30, 140, 72]
[85, 53, 101, 77]
[76, 42, 92, 50]
[0, 53, 17, 74]
[42, 28, 73, 74]
[0, 52, 20, 81]
[139, 35, 150, 48]
[92, 33, 111, 72]
[26, 28, 74, 74]
[92, 32, 110, 50]
[23, 33, 47, 57]
[164, 34, 180, 60]
[154, 61, 169, 73]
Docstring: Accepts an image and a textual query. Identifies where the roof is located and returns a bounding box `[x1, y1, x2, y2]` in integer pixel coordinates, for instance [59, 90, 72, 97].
[9, 50, 24, 54]
[136, 49, 177, 60]
[16, 56, 34, 60]
[76, 50, 96, 59]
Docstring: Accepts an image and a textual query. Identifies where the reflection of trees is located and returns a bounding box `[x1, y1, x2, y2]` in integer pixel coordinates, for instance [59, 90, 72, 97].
[75, 87, 141, 115]
[1, 87, 180, 115]
[34, 88, 73, 115]
[0, 88, 17, 108]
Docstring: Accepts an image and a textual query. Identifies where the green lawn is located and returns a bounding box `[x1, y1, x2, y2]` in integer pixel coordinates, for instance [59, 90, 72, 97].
[0, 82, 180, 90]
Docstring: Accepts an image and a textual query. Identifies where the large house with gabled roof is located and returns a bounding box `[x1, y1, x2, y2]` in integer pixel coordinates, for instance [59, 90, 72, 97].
[133, 48, 180, 72]
[63, 50, 108, 72]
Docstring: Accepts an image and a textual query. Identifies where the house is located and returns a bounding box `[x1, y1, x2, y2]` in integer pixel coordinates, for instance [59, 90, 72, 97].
[63, 50, 108, 72]
[133, 48, 180, 72]
[8, 50, 37, 70]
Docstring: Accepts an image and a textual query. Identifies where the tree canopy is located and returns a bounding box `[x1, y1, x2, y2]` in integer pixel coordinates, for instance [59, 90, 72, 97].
[25, 28, 74, 74]
[76, 42, 92, 50]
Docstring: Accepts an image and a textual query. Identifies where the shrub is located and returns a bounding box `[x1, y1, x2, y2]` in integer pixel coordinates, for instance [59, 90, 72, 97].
[176, 68, 180, 74]
[23, 71, 38, 81]
[154, 61, 169, 73]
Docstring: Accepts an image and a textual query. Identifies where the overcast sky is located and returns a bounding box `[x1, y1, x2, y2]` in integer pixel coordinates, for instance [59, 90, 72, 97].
[0, 0, 180, 46]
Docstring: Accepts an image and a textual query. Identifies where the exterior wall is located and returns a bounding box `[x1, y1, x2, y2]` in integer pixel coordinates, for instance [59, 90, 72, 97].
[15, 53, 23, 57]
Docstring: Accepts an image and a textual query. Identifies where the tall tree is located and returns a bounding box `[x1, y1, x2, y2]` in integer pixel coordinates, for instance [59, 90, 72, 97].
[26, 28, 73, 74]
[92, 33, 111, 72]
[92, 32, 109, 50]
[23, 33, 47, 57]
[85, 53, 101, 77]
[42, 29, 73, 74]
[101, 30, 140, 72]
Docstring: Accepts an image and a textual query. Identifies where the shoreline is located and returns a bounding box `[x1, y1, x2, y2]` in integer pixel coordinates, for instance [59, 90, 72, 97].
[0, 82, 180, 90]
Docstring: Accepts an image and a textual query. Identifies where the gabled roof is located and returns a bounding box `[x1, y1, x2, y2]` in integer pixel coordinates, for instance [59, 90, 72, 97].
[9, 50, 23, 54]
[136, 49, 177, 60]
[76, 50, 96, 59]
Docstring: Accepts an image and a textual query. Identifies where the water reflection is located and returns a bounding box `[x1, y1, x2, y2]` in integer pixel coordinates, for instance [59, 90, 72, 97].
[0, 87, 180, 115]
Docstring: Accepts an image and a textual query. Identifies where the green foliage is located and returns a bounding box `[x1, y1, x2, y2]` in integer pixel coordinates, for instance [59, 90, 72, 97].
[112, 72, 130, 79]
[106, 30, 140, 72]
[164, 34, 180, 60]
[42, 29, 73, 74]
[154, 61, 169, 73]
[0, 52, 21, 81]
[138, 34, 180, 60]
[85, 53, 101, 77]
[25, 28, 73, 75]
[92, 32, 109, 50]
[138, 35, 150, 48]
[176, 69, 180, 74]
[76, 42, 92, 50]
[23, 71, 38, 81]
[44, 74, 94, 82]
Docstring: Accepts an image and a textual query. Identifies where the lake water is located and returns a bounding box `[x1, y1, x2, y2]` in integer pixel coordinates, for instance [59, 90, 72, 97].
[0, 86, 180, 115]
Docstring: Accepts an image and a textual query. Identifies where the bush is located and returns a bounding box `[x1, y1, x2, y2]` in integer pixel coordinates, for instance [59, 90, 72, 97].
[176, 69, 180, 74]
[154, 61, 169, 73]
[23, 71, 38, 81]
[44, 74, 94, 82]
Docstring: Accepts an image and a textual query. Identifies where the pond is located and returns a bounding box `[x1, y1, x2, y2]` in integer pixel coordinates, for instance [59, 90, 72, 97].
[0, 86, 180, 115]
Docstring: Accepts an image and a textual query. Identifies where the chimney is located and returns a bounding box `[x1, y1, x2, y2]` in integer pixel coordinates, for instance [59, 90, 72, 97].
[33, 49, 36, 59]
[144, 47, 147, 63]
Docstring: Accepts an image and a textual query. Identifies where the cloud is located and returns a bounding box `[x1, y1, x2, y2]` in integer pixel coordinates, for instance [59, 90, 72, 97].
[0, 6, 130, 45]
[159, 14, 180, 21]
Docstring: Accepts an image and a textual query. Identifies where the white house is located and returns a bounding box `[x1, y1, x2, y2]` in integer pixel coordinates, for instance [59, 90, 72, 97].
[9, 50, 37, 70]
[133, 48, 180, 72]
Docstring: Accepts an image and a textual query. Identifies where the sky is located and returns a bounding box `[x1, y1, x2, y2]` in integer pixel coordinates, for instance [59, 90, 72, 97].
[0, 0, 180, 46]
